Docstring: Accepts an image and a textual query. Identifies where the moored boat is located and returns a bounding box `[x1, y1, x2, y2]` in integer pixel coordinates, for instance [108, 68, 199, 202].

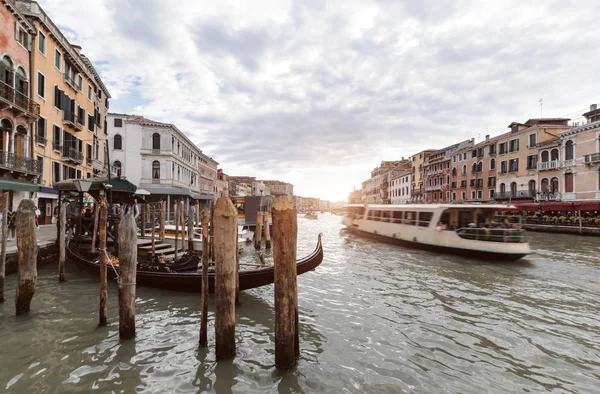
[342, 204, 532, 261]
[305, 212, 318, 219]
[67, 234, 323, 292]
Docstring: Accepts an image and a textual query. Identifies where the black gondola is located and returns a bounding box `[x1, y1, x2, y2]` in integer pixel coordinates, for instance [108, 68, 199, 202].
[67, 235, 323, 292]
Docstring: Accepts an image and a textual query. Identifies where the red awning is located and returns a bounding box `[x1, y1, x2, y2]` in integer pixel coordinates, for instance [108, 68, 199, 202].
[510, 201, 600, 212]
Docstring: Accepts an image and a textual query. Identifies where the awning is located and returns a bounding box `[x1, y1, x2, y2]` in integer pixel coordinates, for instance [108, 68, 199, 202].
[142, 187, 200, 199]
[135, 188, 151, 196]
[0, 177, 41, 192]
[53, 177, 137, 193]
[510, 201, 600, 212]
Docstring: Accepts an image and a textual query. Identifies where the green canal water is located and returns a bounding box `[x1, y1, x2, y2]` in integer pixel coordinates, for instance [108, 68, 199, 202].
[1, 214, 600, 393]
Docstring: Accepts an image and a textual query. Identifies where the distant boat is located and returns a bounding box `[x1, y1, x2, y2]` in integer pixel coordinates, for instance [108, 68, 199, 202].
[305, 212, 318, 219]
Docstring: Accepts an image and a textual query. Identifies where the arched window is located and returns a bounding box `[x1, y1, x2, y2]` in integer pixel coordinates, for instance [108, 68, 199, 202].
[528, 179, 536, 192]
[472, 162, 477, 173]
[510, 182, 517, 194]
[15, 67, 28, 95]
[490, 158, 496, 170]
[1, 55, 14, 87]
[541, 151, 549, 163]
[564, 172, 573, 193]
[462, 165, 466, 175]
[551, 177, 559, 193]
[113, 161, 122, 177]
[477, 161, 483, 172]
[113, 134, 122, 150]
[451, 168, 457, 177]
[152, 160, 160, 179]
[152, 133, 161, 150]
[541, 178, 549, 192]
[500, 183, 506, 193]
[565, 140, 574, 160]
[550, 149, 559, 161]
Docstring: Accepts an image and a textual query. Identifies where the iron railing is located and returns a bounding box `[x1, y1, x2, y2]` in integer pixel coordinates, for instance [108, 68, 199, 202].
[456, 227, 526, 243]
[537, 160, 559, 170]
[63, 109, 83, 130]
[61, 146, 83, 163]
[0, 81, 40, 117]
[494, 190, 536, 199]
[0, 150, 41, 174]
[584, 153, 600, 164]
[53, 142, 62, 152]
[36, 134, 47, 145]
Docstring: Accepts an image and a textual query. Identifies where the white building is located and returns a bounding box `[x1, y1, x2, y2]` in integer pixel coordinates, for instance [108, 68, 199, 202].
[390, 171, 412, 204]
[107, 113, 210, 219]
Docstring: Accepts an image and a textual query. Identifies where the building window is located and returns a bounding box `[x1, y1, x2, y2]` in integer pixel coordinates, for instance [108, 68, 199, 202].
[88, 114, 94, 131]
[77, 75, 83, 91]
[462, 165, 466, 175]
[500, 161, 507, 174]
[500, 183, 506, 193]
[462, 192, 466, 200]
[489, 144, 496, 155]
[490, 158, 496, 170]
[113, 161, 122, 177]
[529, 180, 536, 192]
[54, 50, 62, 70]
[88, 85, 92, 100]
[509, 138, 520, 152]
[551, 177, 559, 193]
[541, 150, 549, 163]
[114, 118, 123, 127]
[565, 140, 574, 160]
[509, 158, 519, 173]
[564, 172, 573, 193]
[489, 189, 495, 199]
[526, 155, 537, 170]
[37, 117, 46, 144]
[113, 134, 122, 150]
[541, 178, 549, 192]
[528, 133, 537, 147]
[152, 160, 160, 179]
[37, 71, 45, 98]
[38, 31, 46, 55]
[152, 133, 161, 150]
[53, 161, 60, 182]
[510, 182, 517, 194]
[499, 142, 507, 154]
[551, 148, 559, 161]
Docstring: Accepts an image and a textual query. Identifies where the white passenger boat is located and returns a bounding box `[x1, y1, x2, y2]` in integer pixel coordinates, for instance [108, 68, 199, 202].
[342, 204, 533, 261]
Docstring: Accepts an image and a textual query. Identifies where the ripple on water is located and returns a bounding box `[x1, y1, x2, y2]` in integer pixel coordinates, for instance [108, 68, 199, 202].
[1, 216, 600, 393]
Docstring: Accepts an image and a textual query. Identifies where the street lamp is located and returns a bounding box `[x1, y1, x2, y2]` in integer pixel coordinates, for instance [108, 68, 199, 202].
[73, 179, 93, 241]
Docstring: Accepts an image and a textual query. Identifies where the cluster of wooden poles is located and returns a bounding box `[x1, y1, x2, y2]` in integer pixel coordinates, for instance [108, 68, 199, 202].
[0, 195, 302, 370]
[253, 210, 272, 250]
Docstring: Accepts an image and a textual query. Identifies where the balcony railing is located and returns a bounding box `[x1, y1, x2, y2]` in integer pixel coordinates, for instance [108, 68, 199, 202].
[61, 146, 83, 163]
[36, 134, 47, 145]
[0, 151, 41, 174]
[537, 160, 559, 171]
[584, 153, 600, 164]
[63, 110, 83, 130]
[425, 185, 443, 191]
[0, 81, 40, 118]
[562, 159, 576, 168]
[53, 142, 61, 152]
[494, 190, 536, 200]
[63, 72, 78, 90]
[538, 191, 561, 201]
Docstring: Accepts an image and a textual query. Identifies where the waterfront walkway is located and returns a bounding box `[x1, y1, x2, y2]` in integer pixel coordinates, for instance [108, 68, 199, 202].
[0, 224, 57, 255]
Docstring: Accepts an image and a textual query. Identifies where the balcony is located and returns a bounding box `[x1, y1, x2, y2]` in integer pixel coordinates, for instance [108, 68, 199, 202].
[584, 153, 600, 164]
[425, 185, 442, 191]
[0, 151, 41, 175]
[494, 190, 536, 200]
[140, 178, 191, 189]
[561, 159, 576, 168]
[538, 191, 561, 201]
[63, 72, 79, 91]
[0, 81, 40, 120]
[63, 110, 83, 131]
[91, 159, 104, 171]
[537, 160, 559, 171]
[36, 134, 47, 146]
[61, 146, 83, 163]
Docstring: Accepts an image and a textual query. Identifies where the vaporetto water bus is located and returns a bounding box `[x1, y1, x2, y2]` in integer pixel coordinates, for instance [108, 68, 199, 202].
[342, 204, 533, 261]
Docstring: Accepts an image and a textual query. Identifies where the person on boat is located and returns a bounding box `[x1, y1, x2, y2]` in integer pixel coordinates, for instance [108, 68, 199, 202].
[502, 218, 511, 228]
[436, 221, 447, 231]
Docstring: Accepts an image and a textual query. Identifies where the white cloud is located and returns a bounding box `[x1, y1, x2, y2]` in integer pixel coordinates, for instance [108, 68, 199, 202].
[38, 0, 600, 201]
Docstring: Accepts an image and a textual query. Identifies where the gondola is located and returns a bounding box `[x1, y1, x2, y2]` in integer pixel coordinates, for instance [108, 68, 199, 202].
[66, 234, 323, 292]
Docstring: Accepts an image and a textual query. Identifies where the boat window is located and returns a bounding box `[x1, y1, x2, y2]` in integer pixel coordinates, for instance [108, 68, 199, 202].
[233, 201, 244, 215]
[418, 212, 433, 227]
[392, 210, 403, 223]
[366, 209, 377, 221]
[404, 211, 417, 226]
[380, 211, 389, 223]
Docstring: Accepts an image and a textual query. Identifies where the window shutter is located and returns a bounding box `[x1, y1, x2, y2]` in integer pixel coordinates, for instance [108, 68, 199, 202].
[25, 33, 32, 51]
[15, 23, 20, 40]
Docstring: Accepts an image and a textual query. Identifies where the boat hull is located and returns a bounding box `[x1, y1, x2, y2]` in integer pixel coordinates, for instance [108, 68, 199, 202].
[346, 227, 529, 261]
[67, 235, 323, 292]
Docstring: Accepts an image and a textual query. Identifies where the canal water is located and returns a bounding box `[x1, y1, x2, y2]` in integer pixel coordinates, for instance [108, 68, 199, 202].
[1, 214, 600, 393]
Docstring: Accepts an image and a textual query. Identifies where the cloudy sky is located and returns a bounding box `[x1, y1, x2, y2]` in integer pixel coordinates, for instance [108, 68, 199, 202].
[39, 0, 599, 201]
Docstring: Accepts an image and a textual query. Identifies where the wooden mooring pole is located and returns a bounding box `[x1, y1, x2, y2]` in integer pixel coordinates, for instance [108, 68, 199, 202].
[159, 200, 166, 242]
[0, 193, 8, 303]
[98, 196, 108, 326]
[15, 199, 37, 315]
[180, 201, 186, 252]
[140, 203, 146, 238]
[188, 204, 195, 251]
[58, 202, 67, 282]
[199, 214, 209, 346]
[254, 212, 263, 250]
[264, 212, 271, 249]
[118, 210, 137, 340]
[272, 197, 298, 370]
[174, 201, 180, 259]
[214, 197, 237, 360]
[151, 204, 156, 258]
[91, 201, 99, 252]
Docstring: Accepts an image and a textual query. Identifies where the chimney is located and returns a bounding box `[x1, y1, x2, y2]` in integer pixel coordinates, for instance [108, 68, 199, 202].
[72, 45, 82, 54]
[485, 134, 490, 141]
[591, 104, 597, 112]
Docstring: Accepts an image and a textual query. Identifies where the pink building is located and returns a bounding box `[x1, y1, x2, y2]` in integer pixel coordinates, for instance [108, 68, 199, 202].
[424, 139, 474, 203]
[198, 152, 218, 197]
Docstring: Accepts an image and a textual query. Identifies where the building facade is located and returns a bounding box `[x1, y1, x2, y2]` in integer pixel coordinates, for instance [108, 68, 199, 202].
[262, 180, 293, 198]
[16, 0, 110, 223]
[390, 170, 411, 204]
[0, 0, 40, 212]
[107, 114, 207, 219]
[410, 149, 436, 203]
[216, 169, 228, 197]
[424, 139, 474, 203]
[198, 152, 217, 198]
[348, 188, 361, 204]
[362, 159, 411, 204]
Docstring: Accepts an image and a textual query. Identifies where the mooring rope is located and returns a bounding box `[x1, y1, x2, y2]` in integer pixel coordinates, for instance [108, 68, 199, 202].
[96, 247, 136, 286]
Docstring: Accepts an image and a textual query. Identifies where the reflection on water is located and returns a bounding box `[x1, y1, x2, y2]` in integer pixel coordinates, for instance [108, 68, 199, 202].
[1, 214, 600, 393]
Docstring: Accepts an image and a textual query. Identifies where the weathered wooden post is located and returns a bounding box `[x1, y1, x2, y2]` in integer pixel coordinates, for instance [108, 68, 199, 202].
[199, 214, 209, 346]
[272, 197, 298, 370]
[188, 205, 195, 251]
[118, 209, 137, 339]
[91, 201, 99, 252]
[98, 196, 108, 326]
[15, 199, 37, 315]
[264, 212, 271, 249]
[140, 203, 146, 238]
[0, 193, 8, 303]
[58, 202, 67, 282]
[208, 203, 214, 261]
[578, 210, 583, 235]
[180, 201, 186, 252]
[254, 212, 263, 250]
[151, 204, 156, 258]
[235, 224, 240, 305]
[159, 200, 166, 242]
[214, 197, 237, 360]
[174, 201, 180, 259]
